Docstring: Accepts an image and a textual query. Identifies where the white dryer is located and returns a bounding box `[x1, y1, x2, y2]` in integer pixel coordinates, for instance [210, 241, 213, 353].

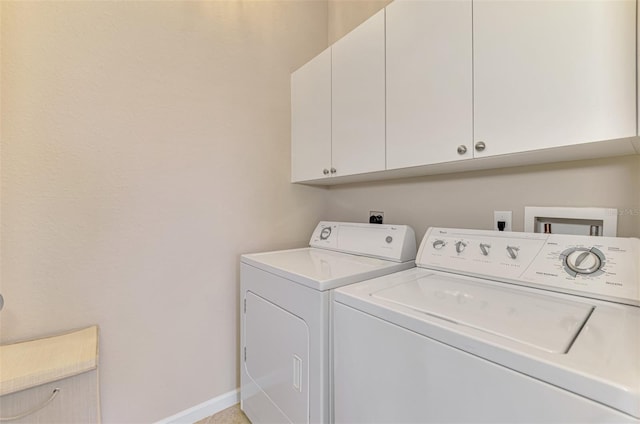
[334, 227, 640, 423]
[240, 221, 416, 424]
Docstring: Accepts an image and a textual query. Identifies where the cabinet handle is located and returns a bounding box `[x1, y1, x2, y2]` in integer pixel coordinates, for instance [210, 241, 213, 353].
[330, 168, 337, 174]
[0, 388, 61, 422]
[323, 168, 329, 175]
[475, 141, 486, 152]
[457, 145, 467, 155]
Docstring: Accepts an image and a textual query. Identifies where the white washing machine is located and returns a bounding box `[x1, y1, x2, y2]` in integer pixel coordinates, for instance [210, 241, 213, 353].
[334, 227, 640, 423]
[240, 221, 416, 424]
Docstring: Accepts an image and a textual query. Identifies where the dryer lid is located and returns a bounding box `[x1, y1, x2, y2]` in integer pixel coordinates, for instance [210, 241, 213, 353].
[371, 273, 594, 353]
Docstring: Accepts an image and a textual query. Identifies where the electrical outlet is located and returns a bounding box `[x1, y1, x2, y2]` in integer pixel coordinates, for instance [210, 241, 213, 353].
[494, 211, 512, 232]
[369, 211, 384, 224]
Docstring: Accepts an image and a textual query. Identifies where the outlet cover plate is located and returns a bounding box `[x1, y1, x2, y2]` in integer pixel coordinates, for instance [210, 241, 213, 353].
[494, 210, 512, 231]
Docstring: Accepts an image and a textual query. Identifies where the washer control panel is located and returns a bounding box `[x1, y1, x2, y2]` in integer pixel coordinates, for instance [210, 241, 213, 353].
[418, 227, 639, 306]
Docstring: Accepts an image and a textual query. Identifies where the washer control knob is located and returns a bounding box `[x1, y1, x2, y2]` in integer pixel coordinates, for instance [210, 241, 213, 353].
[563, 247, 605, 276]
[385, 236, 393, 244]
[455, 241, 467, 254]
[506, 246, 519, 259]
[432, 240, 446, 250]
[479, 243, 491, 256]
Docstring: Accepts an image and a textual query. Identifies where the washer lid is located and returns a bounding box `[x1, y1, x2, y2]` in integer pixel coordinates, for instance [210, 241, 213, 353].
[371, 273, 593, 353]
[241, 248, 414, 291]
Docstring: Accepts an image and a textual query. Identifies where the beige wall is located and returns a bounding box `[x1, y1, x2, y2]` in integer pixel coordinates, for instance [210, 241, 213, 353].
[326, 3, 640, 241]
[1, 1, 328, 422]
[2, 1, 639, 422]
[326, 156, 640, 242]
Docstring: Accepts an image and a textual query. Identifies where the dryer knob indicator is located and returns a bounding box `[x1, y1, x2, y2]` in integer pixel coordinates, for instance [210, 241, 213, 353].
[432, 240, 446, 250]
[479, 243, 491, 256]
[455, 241, 467, 254]
[320, 227, 332, 240]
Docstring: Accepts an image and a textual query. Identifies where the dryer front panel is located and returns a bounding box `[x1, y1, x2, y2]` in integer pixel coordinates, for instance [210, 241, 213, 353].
[244, 291, 309, 424]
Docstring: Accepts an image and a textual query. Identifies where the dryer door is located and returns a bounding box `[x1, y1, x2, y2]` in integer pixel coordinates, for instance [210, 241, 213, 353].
[244, 291, 309, 423]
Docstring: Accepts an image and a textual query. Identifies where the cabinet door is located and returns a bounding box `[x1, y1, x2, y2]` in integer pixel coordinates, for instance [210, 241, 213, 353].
[291, 48, 331, 182]
[474, 0, 636, 158]
[386, 0, 472, 169]
[332, 9, 386, 177]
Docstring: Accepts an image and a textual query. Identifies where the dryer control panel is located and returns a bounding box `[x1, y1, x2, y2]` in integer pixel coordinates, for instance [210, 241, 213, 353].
[418, 228, 640, 306]
[309, 221, 417, 263]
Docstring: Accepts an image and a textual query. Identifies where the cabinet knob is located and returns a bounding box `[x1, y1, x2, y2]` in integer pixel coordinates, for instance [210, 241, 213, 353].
[457, 145, 467, 155]
[330, 167, 337, 174]
[323, 168, 330, 175]
[475, 141, 486, 152]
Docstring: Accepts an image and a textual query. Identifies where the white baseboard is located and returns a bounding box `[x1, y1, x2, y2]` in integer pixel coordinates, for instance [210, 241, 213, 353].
[155, 388, 240, 424]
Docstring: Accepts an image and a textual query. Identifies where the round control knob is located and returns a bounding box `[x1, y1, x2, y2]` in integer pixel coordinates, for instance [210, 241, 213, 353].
[385, 236, 393, 244]
[320, 227, 331, 240]
[432, 240, 446, 250]
[479, 243, 491, 256]
[506, 246, 519, 260]
[455, 241, 467, 254]
[564, 248, 604, 275]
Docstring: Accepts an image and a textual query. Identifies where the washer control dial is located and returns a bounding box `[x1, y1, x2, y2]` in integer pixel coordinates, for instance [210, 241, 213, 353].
[506, 246, 519, 260]
[479, 243, 491, 256]
[562, 247, 605, 276]
[320, 227, 332, 240]
[455, 241, 467, 254]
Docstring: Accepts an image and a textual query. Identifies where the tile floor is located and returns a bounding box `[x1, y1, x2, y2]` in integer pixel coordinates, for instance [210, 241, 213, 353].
[194, 404, 250, 424]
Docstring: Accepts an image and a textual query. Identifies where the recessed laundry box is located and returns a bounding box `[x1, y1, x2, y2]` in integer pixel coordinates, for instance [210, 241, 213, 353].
[0, 326, 100, 423]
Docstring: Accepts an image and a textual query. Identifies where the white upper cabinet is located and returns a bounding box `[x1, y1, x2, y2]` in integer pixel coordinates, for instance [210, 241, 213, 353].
[291, 48, 332, 183]
[386, 0, 473, 169]
[290, 0, 638, 185]
[331, 9, 386, 177]
[473, 0, 637, 158]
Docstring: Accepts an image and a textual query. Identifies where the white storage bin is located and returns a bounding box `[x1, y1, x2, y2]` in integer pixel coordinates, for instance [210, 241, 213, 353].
[0, 326, 100, 423]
